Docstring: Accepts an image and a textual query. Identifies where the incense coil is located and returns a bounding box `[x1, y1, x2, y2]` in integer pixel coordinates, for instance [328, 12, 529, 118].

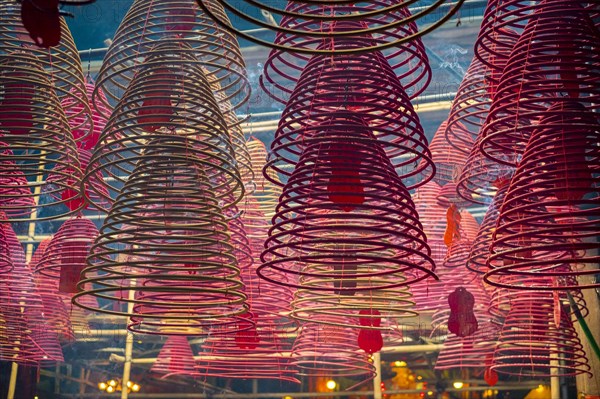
[436, 183, 471, 210]
[260, 112, 436, 295]
[456, 134, 514, 206]
[0, 0, 92, 142]
[484, 101, 600, 290]
[30, 238, 75, 341]
[196, 0, 464, 54]
[61, 80, 110, 151]
[429, 121, 468, 187]
[442, 210, 479, 269]
[94, 0, 249, 117]
[412, 181, 446, 265]
[74, 139, 250, 335]
[291, 318, 375, 380]
[466, 179, 510, 274]
[265, 49, 433, 190]
[152, 336, 199, 379]
[261, 9, 431, 104]
[491, 289, 591, 378]
[479, 1, 600, 167]
[34, 217, 99, 294]
[444, 56, 494, 154]
[0, 219, 12, 274]
[0, 53, 84, 221]
[246, 137, 282, 219]
[78, 148, 110, 210]
[85, 44, 243, 211]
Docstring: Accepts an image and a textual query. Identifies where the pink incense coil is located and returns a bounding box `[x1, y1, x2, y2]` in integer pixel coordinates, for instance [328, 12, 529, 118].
[485, 101, 600, 290]
[428, 121, 468, 187]
[246, 137, 282, 219]
[34, 217, 99, 294]
[443, 210, 479, 269]
[0, 0, 93, 142]
[260, 112, 436, 296]
[456, 133, 515, 206]
[1, 220, 62, 365]
[260, 5, 431, 104]
[491, 289, 590, 378]
[74, 138, 250, 336]
[197, 0, 464, 54]
[0, 281, 38, 365]
[0, 218, 12, 274]
[0, 52, 84, 221]
[151, 336, 199, 379]
[412, 181, 446, 265]
[466, 179, 510, 274]
[94, 0, 249, 117]
[84, 43, 243, 212]
[61, 80, 110, 151]
[435, 320, 499, 370]
[291, 318, 375, 380]
[479, 1, 600, 167]
[264, 40, 434, 190]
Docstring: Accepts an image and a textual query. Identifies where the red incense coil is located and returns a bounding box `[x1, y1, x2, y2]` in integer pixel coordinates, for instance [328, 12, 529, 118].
[151, 336, 199, 379]
[73, 137, 250, 336]
[485, 101, 600, 290]
[260, 112, 436, 295]
[196, 0, 464, 54]
[291, 318, 375, 381]
[264, 38, 434, 190]
[436, 183, 472, 211]
[261, 7, 431, 104]
[479, 0, 600, 167]
[34, 217, 98, 294]
[491, 289, 590, 378]
[94, 0, 249, 117]
[0, 0, 93, 142]
[0, 53, 83, 221]
[84, 44, 243, 212]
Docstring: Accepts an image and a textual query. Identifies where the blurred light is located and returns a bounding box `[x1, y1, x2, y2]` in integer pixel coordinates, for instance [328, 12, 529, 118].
[42, 356, 48, 359]
[453, 381, 464, 389]
[98, 382, 107, 391]
[417, 375, 423, 380]
[427, 391, 434, 396]
[131, 384, 141, 392]
[282, 396, 294, 399]
[326, 379, 337, 390]
[108, 379, 117, 387]
[106, 386, 115, 393]
[394, 360, 407, 367]
[126, 381, 133, 388]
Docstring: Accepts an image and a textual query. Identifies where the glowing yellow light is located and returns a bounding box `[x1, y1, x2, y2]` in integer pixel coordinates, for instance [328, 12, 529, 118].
[106, 385, 115, 393]
[326, 379, 337, 390]
[126, 381, 133, 388]
[453, 381, 464, 389]
[282, 396, 294, 399]
[108, 379, 117, 387]
[427, 391, 434, 396]
[131, 384, 141, 392]
[536, 385, 545, 392]
[98, 382, 107, 391]
[417, 375, 423, 380]
[394, 360, 407, 367]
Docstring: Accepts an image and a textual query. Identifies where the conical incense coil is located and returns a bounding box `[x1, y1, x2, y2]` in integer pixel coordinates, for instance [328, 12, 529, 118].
[428, 121, 468, 187]
[291, 318, 375, 381]
[94, 0, 249, 117]
[466, 179, 510, 274]
[0, 217, 12, 274]
[196, 0, 464, 54]
[265, 47, 433, 190]
[436, 183, 471, 211]
[265, 37, 433, 188]
[0, 52, 84, 221]
[479, 1, 600, 167]
[491, 289, 590, 378]
[85, 44, 242, 211]
[456, 133, 514, 206]
[260, 112, 436, 294]
[246, 137, 282, 220]
[74, 138, 250, 335]
[261, 9, 431, 104]
[411, 181, 446, 266]
[34, 217, 99, 295]
[61, 80, 110, 151]
[151, 336, 199, 379]
[30, 238, 75, 341]
[485, 102, 600, 290]
[0, 0, 92, 142]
